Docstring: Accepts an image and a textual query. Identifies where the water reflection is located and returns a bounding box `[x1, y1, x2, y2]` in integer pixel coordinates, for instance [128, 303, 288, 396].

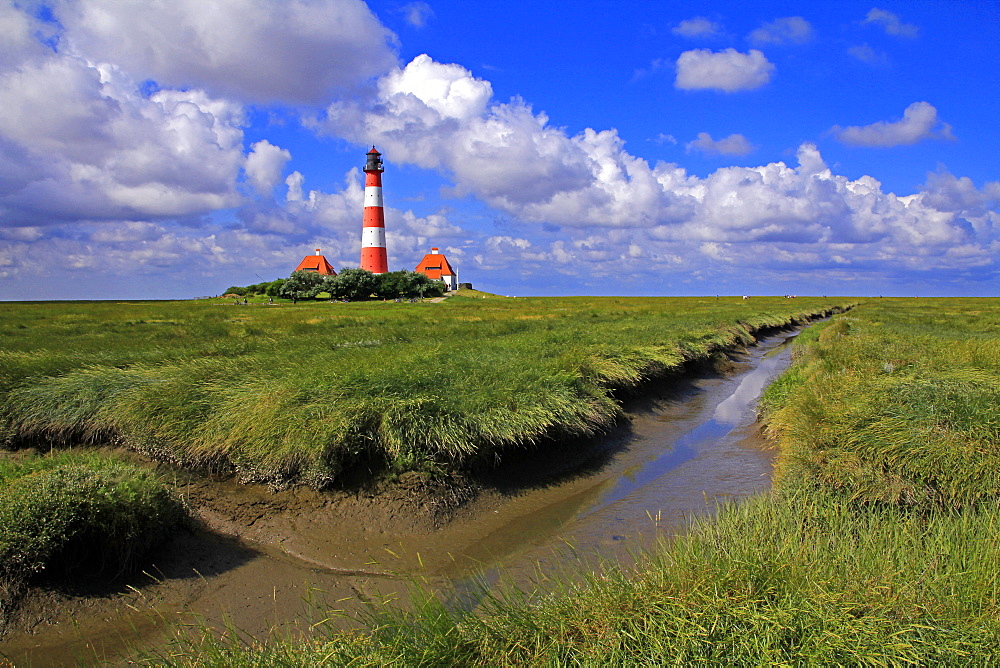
[443, 329, 802, 607]
[581, 331, 796, 519]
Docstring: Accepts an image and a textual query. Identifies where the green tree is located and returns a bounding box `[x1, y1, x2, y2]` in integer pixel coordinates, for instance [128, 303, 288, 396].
[280, 270, 325, 301]
[412, 272, 446, 299]
[370, 270, 447, 299]
[324, 268, 378, 301]
[372, 271, 413, 299]
[264, 279, 286, 297]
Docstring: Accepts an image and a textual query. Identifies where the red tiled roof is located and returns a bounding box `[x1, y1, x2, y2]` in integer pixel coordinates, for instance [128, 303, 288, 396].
[414, 251, 455, 279]
[294, 253, 337, 275]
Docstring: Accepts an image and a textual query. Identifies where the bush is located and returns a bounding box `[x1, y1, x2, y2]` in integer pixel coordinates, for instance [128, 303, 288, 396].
[0, 452, 184, 629]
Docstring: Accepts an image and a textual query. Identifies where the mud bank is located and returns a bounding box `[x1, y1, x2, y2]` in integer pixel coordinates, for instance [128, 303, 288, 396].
[1, 316, 831, 665]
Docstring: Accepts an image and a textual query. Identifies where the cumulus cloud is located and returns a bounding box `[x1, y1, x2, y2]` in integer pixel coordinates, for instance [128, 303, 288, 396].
[322, 54, 593, 208]
[0, 2, 51, 68]
[245, 140, 292, 196]
[0, 2, 358, 234]
[864, 8, 919, 38]
[0, 160, 471, 298]
[748, 17, 814, 46]
[285, 171, 306, 203]
[315, 53, 998, 286]
[1, 7, 995, 298]
[0, 0, 394, 244]
[672, 17, 723, 39]
[402, 1, 434, 28]
[831, 102, 955, 147]
[686, 132, 755, 156]
[54, 0, 399, 104]
[675, 49, 774, 92]
[0, 51, 246, 226]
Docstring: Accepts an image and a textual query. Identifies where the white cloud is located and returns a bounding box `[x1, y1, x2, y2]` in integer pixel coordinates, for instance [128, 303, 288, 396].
[322, 55, 593, 206]
[89, 221, 169, 243]
[285, 171, 306, 203]
[318, 55, 995, 282]
[675, 49, 774, 92]
[0, 2, 51, 69]
[0, 2, 385, 236]
[402, 1, 434, 28]
[0, 161, 473, 295]
[672, 17, 723, 39]
[378, 53, 492, 121]
[831, 102, 955, 147]
[686, 132, 755, 156]
[0, 226, 43, 242]
[864, 8, 919, 38]
[748, 17, 813, 46]
[246, 140, 292, 196]
[1, 9, 995, 299]
[847, 43, 888, 65]
[54, 0, 399, 105]
[0, 50, 246, 225]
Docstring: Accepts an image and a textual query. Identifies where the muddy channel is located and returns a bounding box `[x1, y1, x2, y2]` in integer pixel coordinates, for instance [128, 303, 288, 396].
[2, 328, 802, 666]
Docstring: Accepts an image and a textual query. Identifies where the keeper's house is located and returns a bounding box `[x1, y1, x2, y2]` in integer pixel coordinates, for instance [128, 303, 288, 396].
[294, 248, 337, 276]
[414, 247, 457, 291]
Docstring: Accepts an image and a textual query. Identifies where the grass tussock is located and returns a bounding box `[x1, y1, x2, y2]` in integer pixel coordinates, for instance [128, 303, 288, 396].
[0, 450, 183, 632]
[141, 297, 1000, 665]
[0, 297, 848, 488]
[761, 297, 1000, 507]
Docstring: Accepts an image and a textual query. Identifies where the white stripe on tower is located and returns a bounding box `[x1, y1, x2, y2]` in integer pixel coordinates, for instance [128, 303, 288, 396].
[364, 186, 383, 208]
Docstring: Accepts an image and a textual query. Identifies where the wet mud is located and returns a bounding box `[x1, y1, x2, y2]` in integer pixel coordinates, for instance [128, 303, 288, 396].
[1, 329, 800, 666]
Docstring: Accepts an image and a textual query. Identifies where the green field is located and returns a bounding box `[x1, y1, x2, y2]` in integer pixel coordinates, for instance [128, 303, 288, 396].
[0, 295, 848, 488]
[140, 298, 1000, 665]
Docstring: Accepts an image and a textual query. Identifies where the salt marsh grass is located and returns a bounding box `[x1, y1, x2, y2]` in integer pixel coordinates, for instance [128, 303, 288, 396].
[141, 297, 1000, 665]
[0, 296, 847, 487]
[762, 297, 1000, 507]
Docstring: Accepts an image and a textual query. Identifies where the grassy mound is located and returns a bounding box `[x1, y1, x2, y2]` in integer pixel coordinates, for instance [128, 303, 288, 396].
[0, 451, 184, 631]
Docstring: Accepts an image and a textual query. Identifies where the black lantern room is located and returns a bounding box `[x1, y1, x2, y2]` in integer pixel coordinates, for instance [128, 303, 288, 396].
[365, 147, 384, 172]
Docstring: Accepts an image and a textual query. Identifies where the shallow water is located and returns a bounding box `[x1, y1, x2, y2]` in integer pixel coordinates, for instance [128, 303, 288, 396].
[439, 329, 797, 593]
[2, 329, 800, 665]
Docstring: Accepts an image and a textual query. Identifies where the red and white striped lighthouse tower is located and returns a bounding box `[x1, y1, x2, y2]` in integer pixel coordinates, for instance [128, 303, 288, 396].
[360, 146, 388, 274]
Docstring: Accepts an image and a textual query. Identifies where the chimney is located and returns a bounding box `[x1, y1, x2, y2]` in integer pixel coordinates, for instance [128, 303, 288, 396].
[315, 248, 321, 255]
[431, 247, 439, 254]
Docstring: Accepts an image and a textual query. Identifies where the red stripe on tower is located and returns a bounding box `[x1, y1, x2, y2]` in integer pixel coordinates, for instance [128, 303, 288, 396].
[360, 146, 388, 274]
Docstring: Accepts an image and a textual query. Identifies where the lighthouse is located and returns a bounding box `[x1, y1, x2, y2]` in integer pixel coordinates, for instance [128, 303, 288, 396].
[360, 146, 388, 274]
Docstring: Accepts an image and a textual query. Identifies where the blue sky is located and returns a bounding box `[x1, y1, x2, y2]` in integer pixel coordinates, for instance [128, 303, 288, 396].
[1, 0, 998, 299]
